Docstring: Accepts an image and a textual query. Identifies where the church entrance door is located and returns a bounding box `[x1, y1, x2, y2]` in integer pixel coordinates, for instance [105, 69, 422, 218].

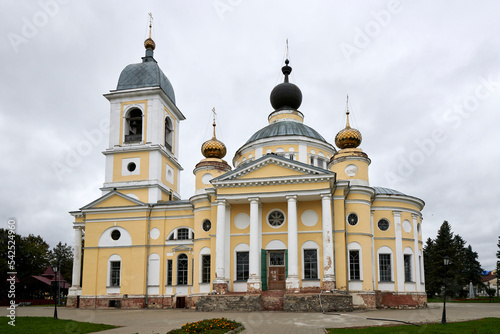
[268, 250, 286, 290]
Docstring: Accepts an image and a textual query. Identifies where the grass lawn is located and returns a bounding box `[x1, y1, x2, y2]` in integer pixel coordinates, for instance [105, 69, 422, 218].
[327, 317, 500, 333]
[1, 316, 118, 334]
[427, 297, 500, 303]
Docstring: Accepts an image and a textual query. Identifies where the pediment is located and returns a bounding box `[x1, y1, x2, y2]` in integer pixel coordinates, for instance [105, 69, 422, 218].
[213, 154, 333, 182]
[211, 154, 335, 188]
[81, 191, 145, 210]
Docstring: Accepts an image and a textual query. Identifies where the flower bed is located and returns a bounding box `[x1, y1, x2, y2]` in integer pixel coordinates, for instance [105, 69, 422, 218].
[167, 318, 243, 334]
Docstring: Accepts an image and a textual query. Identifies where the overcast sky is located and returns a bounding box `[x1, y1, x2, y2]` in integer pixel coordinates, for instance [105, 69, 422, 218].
[2, 1, 499, 271]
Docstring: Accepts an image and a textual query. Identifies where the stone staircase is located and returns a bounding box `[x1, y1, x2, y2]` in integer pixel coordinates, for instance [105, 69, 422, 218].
[261, 290, 285, 311]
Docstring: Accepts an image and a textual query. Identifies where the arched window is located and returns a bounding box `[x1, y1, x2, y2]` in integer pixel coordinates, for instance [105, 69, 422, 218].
[177, 254, 188, 285]
[125, 108, 143, 143]
[165, 117, 173, 151]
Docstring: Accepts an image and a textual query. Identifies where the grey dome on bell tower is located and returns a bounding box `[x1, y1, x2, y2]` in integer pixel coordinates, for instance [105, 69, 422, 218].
[269, 59, 302, 110]
[116, 36, 176, 104]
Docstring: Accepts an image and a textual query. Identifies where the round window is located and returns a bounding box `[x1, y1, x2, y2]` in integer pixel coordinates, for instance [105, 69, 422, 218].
[127, 162, 136, 172]
[378, 219, 390, 231]
[111, 229, 121, 240]
[347, 213, 358, 226]
[202, 220, 212, 232]
[268, 210, 285, 227]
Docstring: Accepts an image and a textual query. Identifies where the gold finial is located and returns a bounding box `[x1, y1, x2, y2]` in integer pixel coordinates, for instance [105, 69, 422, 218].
[335, 95, 362, 149]
[212, 107, 217, 138]
[201, 107, 226, 159]
[148, 13, 153, 38]
[346, 95, 351, 128]
[144, 13, 156, 51]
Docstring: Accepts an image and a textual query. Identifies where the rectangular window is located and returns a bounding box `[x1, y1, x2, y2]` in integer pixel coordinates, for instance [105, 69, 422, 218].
[379, 254, 392, 282]
[177, 228, 189, 240]
[166, 260, 172, 286]
[201, 255, 211, 284]
[236, 252, 249, 281]
[110, 261, 120, 286]
[404, 254, 412, 282]
[309, 156, 315, 165]
[288, 153, 295, 160]
[349, 250, 360, 280]
[304, 249, 318, 279]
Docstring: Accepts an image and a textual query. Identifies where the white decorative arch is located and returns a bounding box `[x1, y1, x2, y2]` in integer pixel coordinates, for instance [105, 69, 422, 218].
[166, 227, 194, 241]
[265, 239, 287, 250]
[98, 227, 132, 247]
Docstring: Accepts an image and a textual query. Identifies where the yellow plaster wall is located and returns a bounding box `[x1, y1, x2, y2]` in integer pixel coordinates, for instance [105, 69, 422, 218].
[229, 204, 250, 234]
[331, 159, 369, 182]
[161, 156, 178, 192]
[238, 164, 304, 179]
[112, 151, 150, 182]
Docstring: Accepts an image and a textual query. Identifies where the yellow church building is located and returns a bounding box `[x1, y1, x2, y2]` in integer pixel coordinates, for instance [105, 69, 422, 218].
[67, 32, 426, 310]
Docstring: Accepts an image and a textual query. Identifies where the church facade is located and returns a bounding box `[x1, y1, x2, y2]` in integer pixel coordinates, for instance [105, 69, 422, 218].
[67, 33, 427, 310]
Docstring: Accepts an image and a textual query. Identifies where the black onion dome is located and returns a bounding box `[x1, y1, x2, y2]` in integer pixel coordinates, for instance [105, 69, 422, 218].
[270, 59, 302, 110]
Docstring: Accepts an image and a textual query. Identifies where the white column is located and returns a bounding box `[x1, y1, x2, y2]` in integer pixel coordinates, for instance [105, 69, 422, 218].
[412, 214, 421, 289]
[286, 195, 299, 291]
[393, 211, 404, 291]
[71, 226, 83, 287]
[214, 200, 227, 284]
[247, 198, 261, 291]
[321, 194, 335, 289]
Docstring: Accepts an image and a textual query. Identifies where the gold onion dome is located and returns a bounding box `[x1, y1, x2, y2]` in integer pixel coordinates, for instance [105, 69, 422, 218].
[144, 37, 155, 50]
[201, 112, 227, 159]
[335, 110, 362, 149]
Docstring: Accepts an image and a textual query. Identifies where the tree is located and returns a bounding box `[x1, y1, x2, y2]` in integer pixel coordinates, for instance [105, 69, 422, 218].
[497, 236, 500, 296]
[50, 242, 73, 284]
[424, 221, 483, 298]
[16, 234, 52, 280]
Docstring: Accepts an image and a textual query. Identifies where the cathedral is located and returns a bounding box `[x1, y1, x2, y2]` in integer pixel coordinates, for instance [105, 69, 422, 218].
[67, 29, 427, 310]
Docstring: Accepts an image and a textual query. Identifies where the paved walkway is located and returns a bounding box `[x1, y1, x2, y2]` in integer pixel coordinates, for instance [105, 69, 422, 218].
[5, 303, 500, 333]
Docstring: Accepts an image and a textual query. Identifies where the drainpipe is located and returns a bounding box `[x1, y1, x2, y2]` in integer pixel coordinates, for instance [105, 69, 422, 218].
[344, 183, 351, 295]
[145, 204, 154, 308]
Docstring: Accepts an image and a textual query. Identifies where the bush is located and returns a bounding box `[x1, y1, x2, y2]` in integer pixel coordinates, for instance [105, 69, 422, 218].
[167, 318, 242, 334]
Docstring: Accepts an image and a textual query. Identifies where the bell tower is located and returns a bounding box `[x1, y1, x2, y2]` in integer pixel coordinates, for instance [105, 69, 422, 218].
[101, 16, 185, 203]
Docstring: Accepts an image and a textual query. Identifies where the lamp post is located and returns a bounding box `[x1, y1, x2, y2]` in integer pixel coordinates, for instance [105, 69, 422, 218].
[53, 264, 58, 320]
[441, 255, 450, 324]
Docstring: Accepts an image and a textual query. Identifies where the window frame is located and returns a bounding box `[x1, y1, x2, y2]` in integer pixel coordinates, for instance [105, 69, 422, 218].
[177, 254, 188, 285]
[404, 254, 412, 282]
[236, 251, 249, 281]
[110, 261, 121, 287]
[303, 249, 318, 279]
[166, 259, 173, 286]
[201, 254, 211, 284]
[349, 250, 361, 280]
[379, 253, 392, 282]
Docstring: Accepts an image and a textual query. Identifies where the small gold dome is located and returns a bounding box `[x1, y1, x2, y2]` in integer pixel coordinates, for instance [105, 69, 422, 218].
[144, 37, 155, 50]
[335, 110, 362, 149]
[201, 137, 227, 159]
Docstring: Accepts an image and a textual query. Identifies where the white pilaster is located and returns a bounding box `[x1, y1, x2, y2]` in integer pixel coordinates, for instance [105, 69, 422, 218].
[393, 211, 404, 291]
[247, 197, 261, 291]
[69, 226, 83, 296]
[370, 211, 376, 290]
[412, 214, 421, 289]
[214, 200, 227, 284]
[321, 194, 335, 288]
[286, 195, 299, 291]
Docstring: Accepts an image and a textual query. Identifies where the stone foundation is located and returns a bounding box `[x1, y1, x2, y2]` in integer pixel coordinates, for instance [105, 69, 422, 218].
[213, 282, 228, 294]
[196, 294, 262, 311]
[75, 296, 174, 309]
[283, 292, 353, 312]
[261, 290, 285, 311]
[376, 291, 427, 309]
